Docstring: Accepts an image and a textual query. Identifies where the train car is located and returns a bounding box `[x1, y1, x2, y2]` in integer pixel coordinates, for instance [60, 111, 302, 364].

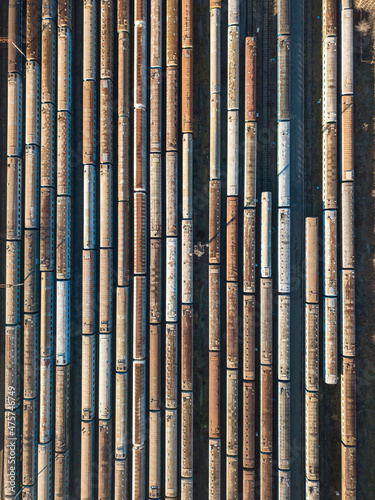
[341, 9, 353, 95]
[117, 201, 129, 286]
[98, 418, 113, 499]
[323, 0, 337, 37]
[181, 477, 193, 500]
[41, 18, 56, 104]
[133, 359, 146, 446]
[98, 333, 112, 420]
[243, 295, 255, 380]
[150, 154, 162, 237]
[208, 439, 221, 500]
[39, 356, 53, 443]
[24, 230, 39, 313]
[56, 196, 71, 280]
[7, 157, 22, 240]
[149, 410, 161, 498]
[243, 380, 255, 469]
[25, 61, 41, 146]
[181, 392, 193, 477]
[182, 134, 193, 219]
[134, 22, 147, 108]
[23, 314, 38, 399]
[23, 398, 38, 486]
[40, 187, 55, 271]
[150, 0, 162, 67]
[306, 479, 320, 499]
[278, 381, 291, 470]
[25, 146, 40, 229]
[261, 278, 272, 365]
[166, 152, 178, 236]
[278, 295, 290, 381]
[226, 456, 239, 499]
[82, 250, 96, 334]
[166, 238, 178, 323]
[133, 275, 146, 360]
[6, 241, 21, 325]
[132, 445, 146, 500]
[244, 123, 257, 208]
[278, 35, 291, 121]
[57, 28, 72, 112]
[41, 103, 56, 187]
[42, 0, 57, 20]
[305, 304, 319, 392]
[114, 459, 128, 499]
[341, 95, 354, 182]
[182, 220, 193, 304]
[243, 469, 255, 500]
[58, 0, 72, 28]
[166, 67, 178, 151]
[133, 108, 147, 191]
[118, 115, 129, 203]
[324, 297, 338, 384]
[37, 442, 52, 499]
[323, 210, 337, 297]
[243, 208, 256, 293]
[83, 0, 97, 80]
[341, 269, 355, 357]
[182, 304, 193, 391]
[209, 180, 221, 264]
[182, 48, 193, 133]
[210, 8, 220, 94]
[82, 334, 95, 420]
[81, 419, 95, 500]
[278, 208, 290, 293]
[341, 182, 355, 269]
[133, 191, 147, 275]
[22, 485, 38, 499]
[305, 391, 319, 481]
[323, 36, 337, 123]
[209, 265, 221, 350]
[55, 365, 70, 452]
[279, 470, 291, 499]
[165, 323, 178, 409]
[278, 0, 290, 35]
[341, 358, 356, 446]
[40, 271, 54, 356]
[165, 409, 178, 497]
[278, 121, 290, 207]
[227, 111, 239, 196]
[56, 280, 71, 365]
[7, 74, 23, 158]
[8, 0, 23, 73]
[341, 444, 356, 498]
[305, 217, 319, 304]
[99, 248, 113, 333]
[227, 369, 238, 456]
[83, 164, 96, 249]
[166, 0, 178, 67]
[209, 351, 220, 438]
[227, 282, 239, 369]
[227, 197, 238, 280]
[149, 325, 161, 410]
[116, 286, 129, 372]
[57, 112, 72, 195]
[54, 451, 69, 498]
[210, 93, 221, 180]
[100, 0, 114, 80]
[260, 365, 272, 453]
[118, 0, 130, 32]
[100, 79, 113, 164]
[83, 81, 96, 166]
[150, 240, 162, 325]
[245, 37, 256, 121]
[99, 163, 113, 248]
[261, 192, 272, 277]
[150, 69, 161, 152]
[5, 325, 20, 409]
[323, 122, 337, 209]
[115, 371, 128, 459]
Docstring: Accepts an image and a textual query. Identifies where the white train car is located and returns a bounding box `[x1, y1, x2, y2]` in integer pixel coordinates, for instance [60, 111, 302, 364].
[323, 210, 337, 297]
[82, 334, 96, 420]
[182, 220, 193, 304]
[25, 146, 40, 229]
[278, 381, 291, 470]
[166, 238, 178, 322]
[39, 356, 53, 443]
[324, 297, 338, 384]
[208, 438, 221, 500]
[98, 333, 112, 420]
[278, 295, 290, 381]
[279, 470, 291, 499]
[278, 208, 290, 293]
[56, 280, 71, 365]
[227, 110, 239, 196]
[5, 241, 21, 325]
[57, 27, 72, 112]
[165, 409, 178, 497]
[227, 26, 239, 110]
[305, 391, 319, 481]
[83, 0, 97, 81]
[323, 36, 337, 123]
[38, 442, 53, 499]
[210, 8, 221, 95]
[25, 60, 41, 146]
[7, 73, 23, 157]
[83, 164, 96, 249]
[277, 121, 290, 207]
[306, 479, 320, 499]
[261, 192, 272, 278]
[210, 93, 221, 180]
[305, 304, 319, 392]
[182, 134, 193, 219]
[7, 157, 22, 240]
[341, 9, 353, 95]
[115, 371, 128, 459]
[116, 286, 129, 371]
[244, 122, 257, 208]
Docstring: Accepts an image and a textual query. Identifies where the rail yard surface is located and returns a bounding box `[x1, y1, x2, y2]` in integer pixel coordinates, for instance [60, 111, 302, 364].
[0, 0, 373, 498]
